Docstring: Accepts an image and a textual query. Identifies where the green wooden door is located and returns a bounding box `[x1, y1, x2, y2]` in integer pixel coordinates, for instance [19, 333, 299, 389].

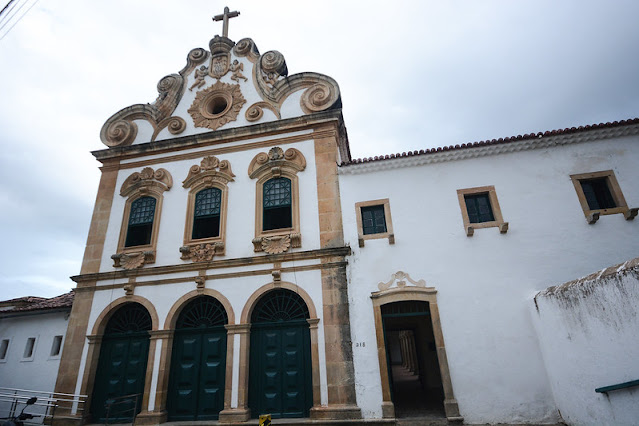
[91, 303, 151, 423]
[248, 289, 312, 419]
[167, 296, 228, 421]
[168, 329, 226, 420]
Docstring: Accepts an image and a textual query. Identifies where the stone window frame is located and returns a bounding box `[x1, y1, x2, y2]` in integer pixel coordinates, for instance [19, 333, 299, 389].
[249, 147, 306, 254]
[113, 168, 173, 269]
[457, 185, 508, 236]
[355, 198, 395, 247]
[180, 156, 235, 261]
[570, 170, 638, 224]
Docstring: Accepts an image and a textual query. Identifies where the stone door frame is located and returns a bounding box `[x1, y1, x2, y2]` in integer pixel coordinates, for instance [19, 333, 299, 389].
[370, 286, 462, 422]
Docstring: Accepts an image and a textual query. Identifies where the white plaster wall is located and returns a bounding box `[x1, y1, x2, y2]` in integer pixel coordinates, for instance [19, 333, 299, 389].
[339, 135, 639, 422]
[100, 138, 319, 273]
[531, 267, 639, 426]
[0, 312, 69, 416]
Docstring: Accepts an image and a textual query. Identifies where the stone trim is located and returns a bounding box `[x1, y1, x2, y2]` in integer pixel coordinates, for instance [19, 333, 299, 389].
[370, 284, 461, 421]
[456, 185, 508, 236]
[72, 246, 350, 283]
[113, 168, 173, 269]
[249, 147, 306, 253]
[355, 198, 395, 247]
[181, 156, 235, 261]
[163, 289, 235, 330]
[570, 170, 637, 224]
[239, 281, 318, 323]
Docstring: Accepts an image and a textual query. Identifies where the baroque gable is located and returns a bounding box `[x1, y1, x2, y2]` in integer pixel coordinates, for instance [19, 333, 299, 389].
[99, 35, 341, 148]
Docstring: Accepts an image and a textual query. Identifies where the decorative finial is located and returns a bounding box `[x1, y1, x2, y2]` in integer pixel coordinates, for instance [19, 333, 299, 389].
[213, 6, 240, 38]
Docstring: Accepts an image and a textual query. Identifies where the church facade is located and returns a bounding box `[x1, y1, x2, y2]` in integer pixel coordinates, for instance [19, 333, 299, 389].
[53, 14, 639, 425]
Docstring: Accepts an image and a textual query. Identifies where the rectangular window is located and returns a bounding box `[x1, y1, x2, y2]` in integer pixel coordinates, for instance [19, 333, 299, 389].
[23, 337, 36, 359]
[570, 170, 637, 223]
[0, 339, 9, 360]
[361, 205, 387, 235]
[457, 186, 508, 236]
[464, 193, 495, 223]
[355, 199, 395, 247]
[50, 335, 63, 357]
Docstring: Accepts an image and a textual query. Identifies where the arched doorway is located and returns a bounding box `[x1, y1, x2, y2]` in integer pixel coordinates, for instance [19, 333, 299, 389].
[167, 296, 228, 421]
[249, 289, 312, 419]
[90, 303, 152, 423]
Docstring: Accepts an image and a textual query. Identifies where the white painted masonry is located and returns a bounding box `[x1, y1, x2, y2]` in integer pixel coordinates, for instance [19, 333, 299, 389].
[339, 133, 639, 423]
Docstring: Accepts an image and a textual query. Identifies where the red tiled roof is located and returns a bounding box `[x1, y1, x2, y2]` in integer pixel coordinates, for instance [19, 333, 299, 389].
[3, 292, 74, 313]
[340, 118, 639, 166]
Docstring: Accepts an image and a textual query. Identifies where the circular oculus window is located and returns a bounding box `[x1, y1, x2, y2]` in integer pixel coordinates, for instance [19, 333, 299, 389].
[201, 92, 232, 118]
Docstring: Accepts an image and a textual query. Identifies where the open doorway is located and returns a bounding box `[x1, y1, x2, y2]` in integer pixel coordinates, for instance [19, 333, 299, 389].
[382, 301, 445, 419]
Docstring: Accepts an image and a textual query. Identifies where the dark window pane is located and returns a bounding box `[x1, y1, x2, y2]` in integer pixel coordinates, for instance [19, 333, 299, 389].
[125, 197, 156, 247]
[580, 178, 616, 210]
[361, 205, 387, 235]
[263, 178, 292, 231]
[192, 188, 221, 239]
[464, 193, 495, 223]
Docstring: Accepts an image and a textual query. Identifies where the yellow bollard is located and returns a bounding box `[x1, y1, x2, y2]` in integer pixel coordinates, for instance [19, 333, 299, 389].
[259, 413, 272, 426]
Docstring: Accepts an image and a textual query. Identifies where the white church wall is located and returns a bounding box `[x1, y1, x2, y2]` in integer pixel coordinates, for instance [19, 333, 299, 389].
[339, 135, 639, 423]
[100, 137, 320, 273]
[531, 259, 639, 426]
[0, 312, 68, 415]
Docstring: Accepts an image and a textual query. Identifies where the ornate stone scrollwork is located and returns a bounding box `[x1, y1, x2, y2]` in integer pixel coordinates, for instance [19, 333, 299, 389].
[153, 116, 187, 140]
[300, 82, 339, 114]
[111, 251, 156, 270]
[252, 233, 301, 254]
[188, 81, 246, 130]
[182, 155, 235, 188]
[120, 167, 173, 197]
[378, 271, 426, 291]
[180, 243, 225, 262]
[260, 50, 288, 86]
[245, 101, 280, 122]
[233, 38, 260, 62]
[248, 147, 306, 179]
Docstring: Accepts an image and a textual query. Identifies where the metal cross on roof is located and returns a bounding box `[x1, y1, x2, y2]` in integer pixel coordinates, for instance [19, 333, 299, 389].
[213, 6, 240, 38]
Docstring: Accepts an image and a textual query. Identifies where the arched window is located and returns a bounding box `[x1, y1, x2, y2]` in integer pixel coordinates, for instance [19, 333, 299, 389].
[262, 177, 292, 231]
[192, 188, 222, 239]
[248, 147, 306, 254]
[125, 196, 157, 247]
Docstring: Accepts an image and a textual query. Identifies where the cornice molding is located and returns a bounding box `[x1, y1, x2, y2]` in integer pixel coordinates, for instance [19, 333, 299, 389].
[339, 124, 639, 175]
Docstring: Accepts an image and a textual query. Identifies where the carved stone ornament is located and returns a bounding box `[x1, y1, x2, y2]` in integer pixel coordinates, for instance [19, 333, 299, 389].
[208, 36, 235, 80]
[252, 233, 301, 254]
[180, 243, 225, 262]
[120, 167, 173, 197]
[248, 147, 306, 179]
[245, 101, 280, 122]
[111, 251, 156, 270]
[188, 81, 246, 130]
[194, 276, 206, 289]
[182, 155, 235, 188]
[123, 283, 135, 296]
[378, 271, 426, 291]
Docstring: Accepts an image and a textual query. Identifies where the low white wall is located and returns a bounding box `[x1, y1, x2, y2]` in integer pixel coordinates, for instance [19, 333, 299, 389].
[0, 311, 69, 417]
[531, 258, 639, 426]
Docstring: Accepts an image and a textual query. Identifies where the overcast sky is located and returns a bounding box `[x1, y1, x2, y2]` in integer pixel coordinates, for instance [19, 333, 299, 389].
[1, 1, 638, 299]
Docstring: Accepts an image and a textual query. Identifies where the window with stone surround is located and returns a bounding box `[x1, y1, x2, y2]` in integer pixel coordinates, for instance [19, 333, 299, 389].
[570, 170, 638, 224]
[0, 339, 9, 361]
[457, 186, 508, 236]
[355, 199, 394, 247]
[249, 147, 306, 254]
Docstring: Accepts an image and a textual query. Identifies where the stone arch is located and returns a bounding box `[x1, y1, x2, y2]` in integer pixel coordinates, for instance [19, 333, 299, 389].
[91, 295, 159, 336]
[240, 281, 318, 324]
[370, 284, 461, 422]
[164, 289, 235, 330]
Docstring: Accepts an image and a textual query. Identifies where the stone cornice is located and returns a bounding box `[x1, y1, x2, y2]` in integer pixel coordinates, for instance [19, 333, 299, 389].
[71, 246, 351, 283]
[339, 123, 639, 175]
[92, 110, 346, 163]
